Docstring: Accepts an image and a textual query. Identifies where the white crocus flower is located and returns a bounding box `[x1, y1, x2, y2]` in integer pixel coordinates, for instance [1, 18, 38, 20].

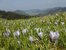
[55, 21, 58, 25]
[50, 31, 59, 43]
[17, 40, 20, 45]
[61, 21, 64, 25]
[37, 32, 43, 38]
[50, 31, 54, 41]
[22, 29, 29, 35]
[6, 28, 11, 33]
[29, 36, 34, 43]
[14, 30, 20, 37]
[55, 31, 59, 40]
[3, 29, 11, 37]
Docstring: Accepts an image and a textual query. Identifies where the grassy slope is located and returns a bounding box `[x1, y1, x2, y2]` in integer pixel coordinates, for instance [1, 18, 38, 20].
[0, 13, 66, 50]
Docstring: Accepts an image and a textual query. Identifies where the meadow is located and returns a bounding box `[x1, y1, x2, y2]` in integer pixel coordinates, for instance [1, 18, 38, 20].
[0, 13, 66, 50]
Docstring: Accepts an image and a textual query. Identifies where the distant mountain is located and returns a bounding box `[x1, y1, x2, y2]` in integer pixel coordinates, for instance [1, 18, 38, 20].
[0, 7, 66, 18]
[0, 10, 31, 19]
[24, 9, 44, 16]
[0, 7, 66, 19]
[13, 9, 43, 16]
[13, 7, 66, 16]
[37, 7, 66, 16]
[14, 10, 28, 15]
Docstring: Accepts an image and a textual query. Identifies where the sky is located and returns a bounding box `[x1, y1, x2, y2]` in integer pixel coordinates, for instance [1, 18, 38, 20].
[0, 0, 66, 11]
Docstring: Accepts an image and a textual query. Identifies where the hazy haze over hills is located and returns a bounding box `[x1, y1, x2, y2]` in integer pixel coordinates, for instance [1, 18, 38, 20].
[14, 7, 66, 16]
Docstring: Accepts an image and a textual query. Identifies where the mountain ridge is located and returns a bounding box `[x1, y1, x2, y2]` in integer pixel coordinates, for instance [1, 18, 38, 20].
[14, 7, 66, 16]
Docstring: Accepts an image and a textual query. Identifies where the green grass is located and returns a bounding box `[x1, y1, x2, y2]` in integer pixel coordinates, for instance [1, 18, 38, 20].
[0, 13, 66, 50]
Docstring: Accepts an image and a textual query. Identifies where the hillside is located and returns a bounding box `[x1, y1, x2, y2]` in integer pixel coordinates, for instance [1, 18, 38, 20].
[0, 10, 32, 20]
[0, 7, 66, 20]
[0, 12, 66, 50]
[14, 10, 29, 15]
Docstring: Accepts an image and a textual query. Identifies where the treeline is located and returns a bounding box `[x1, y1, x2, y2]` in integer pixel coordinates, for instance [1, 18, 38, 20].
[0, 10, 36, 20]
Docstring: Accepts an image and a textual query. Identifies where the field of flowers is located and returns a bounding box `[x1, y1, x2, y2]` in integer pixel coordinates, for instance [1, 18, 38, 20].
[0, 13, 66, 50]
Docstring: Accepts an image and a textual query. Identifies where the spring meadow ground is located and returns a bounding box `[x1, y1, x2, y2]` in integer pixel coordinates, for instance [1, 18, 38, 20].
[0, 13, 66, 50]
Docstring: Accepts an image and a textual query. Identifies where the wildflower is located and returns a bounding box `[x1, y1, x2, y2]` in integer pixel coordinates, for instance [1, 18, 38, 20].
[6, 28, 11, 33]
[3, 29, 11, 37]
[61, 21, 64, 25]
[29, 36, 34, 43]
[14, 30, 20, 38]
[55, 31, 59, 40]
[17, 40, 20, 45]
[22, 29, 29, 35]
[54, 21, 58, 25]
[50, 31, 59, 43]
[37, 32, 43, 39]
[3, 32, 10, 37]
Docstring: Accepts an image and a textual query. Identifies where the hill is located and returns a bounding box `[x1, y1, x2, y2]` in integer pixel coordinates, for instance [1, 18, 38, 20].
[0, 7, 66, 19]
[0, 12, 66, 50]
[14, 10, 29, 15]
[0, 10, 32, 20]
[13, 7, 66, 16]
